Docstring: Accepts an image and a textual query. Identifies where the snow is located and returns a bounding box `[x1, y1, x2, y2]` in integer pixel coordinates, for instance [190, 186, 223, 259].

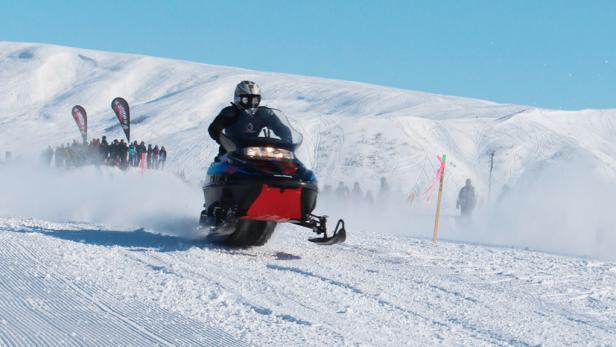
[1, 217, 616, 345]
[1, 41, 616, 345]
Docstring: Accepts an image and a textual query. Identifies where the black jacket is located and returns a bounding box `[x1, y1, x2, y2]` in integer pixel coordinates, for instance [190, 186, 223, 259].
[208, 104, 292, 157]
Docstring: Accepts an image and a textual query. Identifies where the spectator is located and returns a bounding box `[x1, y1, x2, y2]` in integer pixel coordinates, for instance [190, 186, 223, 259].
[321, 184, 333, 200]
[54, 145, 64, 168]
[335, 181, 350, 201]
[63, 143, 72, 168]
[100, 136, 109, 164]
[138, 141, 147, 167]
[351, 182, 363, 202]
[153, 145, 160, 169]
[119, 139, 128, 167]
[159, 146, 167, 169]
[456, 178, 477, 219]
[41, 146, 53, 167]
[146, 144, 153, 168]
[128, 141, 137, 166]
[378, 177, 390, 200]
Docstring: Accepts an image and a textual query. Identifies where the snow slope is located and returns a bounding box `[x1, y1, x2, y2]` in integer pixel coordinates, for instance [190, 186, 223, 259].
[1, 41, 616, 345]
[2, 41, 616, 207]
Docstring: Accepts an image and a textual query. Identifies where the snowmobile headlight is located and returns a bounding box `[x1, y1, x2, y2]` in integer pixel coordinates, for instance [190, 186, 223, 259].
[243, 146, 294, 161]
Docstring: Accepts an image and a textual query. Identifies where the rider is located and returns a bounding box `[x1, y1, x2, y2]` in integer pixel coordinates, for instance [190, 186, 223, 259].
[208, 81, 292, 161]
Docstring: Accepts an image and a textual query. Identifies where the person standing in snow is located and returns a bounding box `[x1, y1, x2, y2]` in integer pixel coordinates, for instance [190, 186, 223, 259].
[158, 146, 167, 169]
[63, 143, 72, 168]
[41, 146, 54, 167]
[378, 177, 390, 201]
[335, 181, 350, 201]
[119, 139, 128, 168]
[351, 182, 363, 202]
[100, 136, 109, 165]
[128, 141, 136, 167]
[54, 145, 64, 168]
[457, 178, 477, 219]
[146, 144, 153, 169]
[137, 141, 146, 167]
[153, 145, 160, 169]
[207, 80, 291, 162]
[109, 140, 119, 166]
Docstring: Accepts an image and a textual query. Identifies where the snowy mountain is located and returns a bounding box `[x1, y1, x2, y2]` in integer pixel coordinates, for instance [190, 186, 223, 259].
[2, 42, 616, 199]
[1, 41, 616, 345]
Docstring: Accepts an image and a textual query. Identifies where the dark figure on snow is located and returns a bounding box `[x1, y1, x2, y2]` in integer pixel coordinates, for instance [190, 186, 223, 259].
[41, 146, 53, 167]
[137, 141, 147, 167]
[153, 145, 160, 169]
[457, 178, 477, 218]
[335, 181, 350, 201]
[54, 145, 64, 168]
[63, 143, 72, 168]
[146, 144, 153, 168]
[119, 139, 129, 168]
[128, 142, 137, 167]
[100, 136, 109, 164]
[208, 80, 291, 161]
[378, 177, 390, 201]
[158, 146, 167, 169]
[351, 182, 363, 202]
[109, 140, 120, 166]
[321, 184, 333, 200]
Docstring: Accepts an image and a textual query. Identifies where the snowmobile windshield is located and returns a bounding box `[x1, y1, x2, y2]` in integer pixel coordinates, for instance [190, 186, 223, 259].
[220, 107, 303, 152]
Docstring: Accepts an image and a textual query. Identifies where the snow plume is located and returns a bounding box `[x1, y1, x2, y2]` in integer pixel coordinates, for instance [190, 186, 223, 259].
[318, 150, 616, 261]
[463, 153, 616, 261]
[0, 163, 202, 237]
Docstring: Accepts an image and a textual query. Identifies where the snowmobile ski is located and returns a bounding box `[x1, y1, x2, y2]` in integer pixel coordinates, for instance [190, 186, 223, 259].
[308, 219, 346, 245]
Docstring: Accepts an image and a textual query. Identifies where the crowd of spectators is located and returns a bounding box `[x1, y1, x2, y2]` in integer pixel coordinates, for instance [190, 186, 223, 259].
[321, 177, 392, 205]
[41, 136, 167, 170]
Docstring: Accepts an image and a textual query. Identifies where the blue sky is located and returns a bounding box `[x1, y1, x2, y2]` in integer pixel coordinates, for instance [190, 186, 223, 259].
[1, 0, 615, 109]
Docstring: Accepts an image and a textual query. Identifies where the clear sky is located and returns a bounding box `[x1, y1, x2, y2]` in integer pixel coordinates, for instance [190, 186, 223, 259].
[1, 0, 615, 109]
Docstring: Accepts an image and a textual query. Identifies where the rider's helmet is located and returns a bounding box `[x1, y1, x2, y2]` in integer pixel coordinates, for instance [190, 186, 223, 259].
[234, 80, 261, 110]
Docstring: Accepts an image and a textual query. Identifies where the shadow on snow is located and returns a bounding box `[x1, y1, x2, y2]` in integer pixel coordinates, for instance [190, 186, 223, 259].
[4, 224, 233, 253]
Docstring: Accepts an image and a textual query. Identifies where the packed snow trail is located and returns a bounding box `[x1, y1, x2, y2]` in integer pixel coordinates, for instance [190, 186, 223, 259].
[1, 218, 615, 346]
[0, 222, 240, 346]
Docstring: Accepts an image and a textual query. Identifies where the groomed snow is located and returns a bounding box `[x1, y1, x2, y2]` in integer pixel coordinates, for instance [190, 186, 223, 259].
[1, 217, 615, 346]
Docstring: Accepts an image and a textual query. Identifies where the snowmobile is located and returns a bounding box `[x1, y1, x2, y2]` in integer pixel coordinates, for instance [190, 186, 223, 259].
[199, 108, 346, 247]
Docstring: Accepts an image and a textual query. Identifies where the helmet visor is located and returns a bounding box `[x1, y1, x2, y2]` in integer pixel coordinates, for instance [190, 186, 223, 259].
[239, 94, 261, 109]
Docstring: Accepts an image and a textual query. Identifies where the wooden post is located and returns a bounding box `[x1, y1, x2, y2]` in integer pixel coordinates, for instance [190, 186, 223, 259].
[488, 151, 495, 203]
[432, 154, 446, 242]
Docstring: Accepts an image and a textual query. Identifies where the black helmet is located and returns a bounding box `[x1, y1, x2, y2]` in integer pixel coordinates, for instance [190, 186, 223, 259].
[234, 80, 261, 109]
